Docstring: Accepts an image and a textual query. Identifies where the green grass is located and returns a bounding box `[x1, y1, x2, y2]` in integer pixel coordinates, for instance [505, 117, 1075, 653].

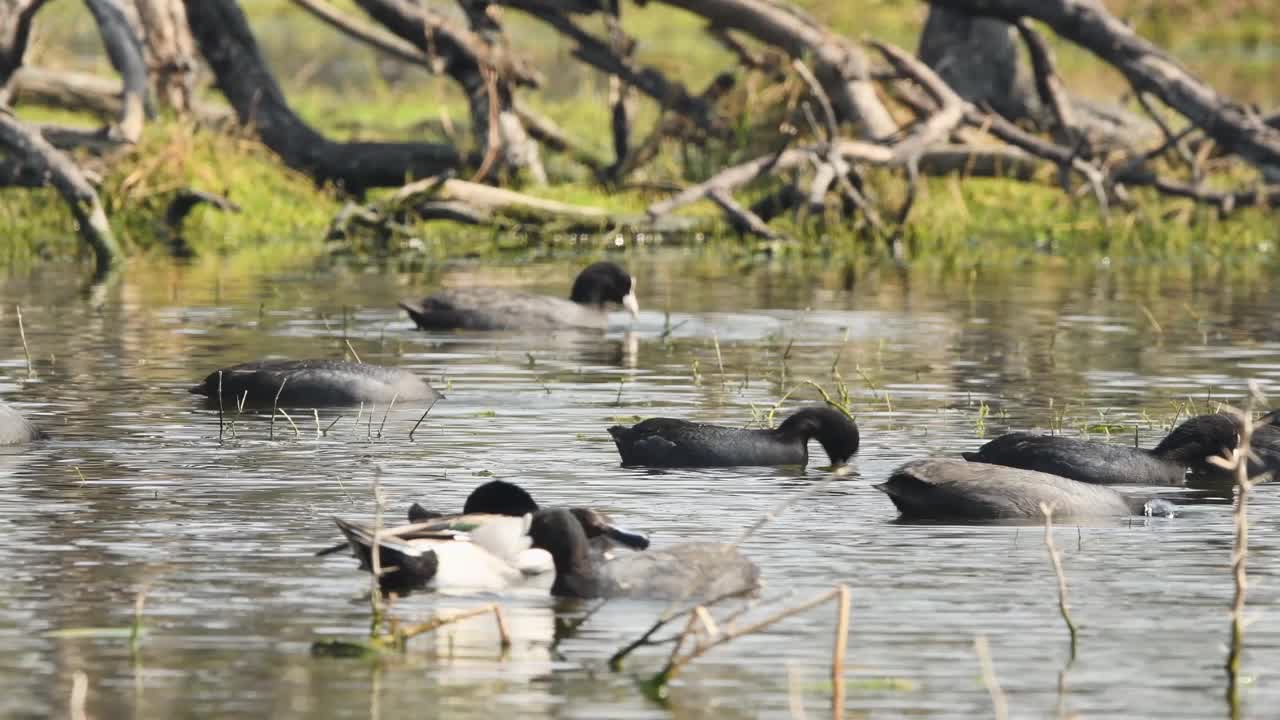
[4, 0, 1278, 274]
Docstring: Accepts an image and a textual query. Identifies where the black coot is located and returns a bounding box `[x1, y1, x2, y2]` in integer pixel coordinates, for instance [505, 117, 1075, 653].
[608, 406, 859, 467]
[962, 412, 1278, 486]
[400, 261, 639, 331]
[877, 459, 1174, 522]
[190, 359, 440, 408]
[0, 403, 44, 445]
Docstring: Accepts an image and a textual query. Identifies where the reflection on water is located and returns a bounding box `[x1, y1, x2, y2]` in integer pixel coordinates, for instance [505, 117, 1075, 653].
[1, 251, 1279, 718]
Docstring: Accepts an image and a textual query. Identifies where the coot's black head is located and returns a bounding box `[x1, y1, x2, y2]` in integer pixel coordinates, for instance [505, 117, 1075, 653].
[529, 508, 595, 592]
[569, 262, 639, 317]
[1151, 413, 1241, 467]
[777, 406, 860, 465]
[569, 507, 650, 550]
[462, 480, 540, 516]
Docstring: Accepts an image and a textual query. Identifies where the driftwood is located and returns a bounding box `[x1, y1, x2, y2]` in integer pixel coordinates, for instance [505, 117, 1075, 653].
[0, 108, 122, 275]
[183, 0, 460, 195]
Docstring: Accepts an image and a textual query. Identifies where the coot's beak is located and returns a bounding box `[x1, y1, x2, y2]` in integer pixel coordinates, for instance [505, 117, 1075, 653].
[622, 291, 640, 320]
[603, 523, 650, 550]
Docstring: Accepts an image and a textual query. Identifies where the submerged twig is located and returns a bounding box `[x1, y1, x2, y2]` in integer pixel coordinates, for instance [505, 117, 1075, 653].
[377, 393, 399, 439]
[650, 585, 845, 689]
[1039, 502, 1079, 658]
[409, 397, 439, 441]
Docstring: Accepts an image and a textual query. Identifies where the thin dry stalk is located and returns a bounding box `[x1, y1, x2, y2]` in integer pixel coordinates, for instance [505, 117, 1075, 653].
[376, 393, 399, 438]
[974, 635, 1009, 720]
[1209, 389, 1262, 710]
[16, 305, 34, 379]
[323, 414, 344, 435]
[313, 409, 322, 438]
[278, 408, 301, 438]
[1039, 502, 1079, 658]
[216, 371, 225, 441]
[831, 585, 850, 720]
[70, 670, 88, 720]
[492, 605, 512, 649]
[270, 377, 289, 441]
[353, 402, 365, 438]
[368, 476, 386, 633]
[713, 333, 727, 388]
[654, 586, 843, 687]
[344, 339, 363, 364]
[409, 397, 439, 441]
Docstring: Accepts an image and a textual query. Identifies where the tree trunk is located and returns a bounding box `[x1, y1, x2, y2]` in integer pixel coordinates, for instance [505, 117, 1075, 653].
[132, 0, 197, 113]
[917, 7, 1041, 124]
[183, 0, 459, 195]
[83, 0, 149, 141]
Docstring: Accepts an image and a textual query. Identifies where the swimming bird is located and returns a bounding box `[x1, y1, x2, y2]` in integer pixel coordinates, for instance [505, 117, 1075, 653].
[330, 481, 649, 592]
[190, 359, 440, 408]
[0, 403, 44, 445]
[399, 261, 639, 331]
[963, 412, 1280, 486]
[528, 508, 760, 600]
[334, 513, 549, 593]
[608, 406, 859, 467]
[877, 459, 1175, 522]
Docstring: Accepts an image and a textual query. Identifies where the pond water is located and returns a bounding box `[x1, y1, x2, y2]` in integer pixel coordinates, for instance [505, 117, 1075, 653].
[1, 249, 1278, 719]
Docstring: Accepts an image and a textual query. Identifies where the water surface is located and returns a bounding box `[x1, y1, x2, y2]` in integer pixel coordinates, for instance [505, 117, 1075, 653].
[1, 251, 1278, 718]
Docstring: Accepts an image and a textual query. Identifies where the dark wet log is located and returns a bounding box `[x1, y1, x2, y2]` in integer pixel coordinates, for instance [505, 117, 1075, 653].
[183, 0, 459, 195]
[929, 0, 1280, 176]
[83, 0, 148, 142]
[0, 0, 49, 104]
[133, 0, 197, 113]
[349, 0, 542, 182]
[649, 0, 898, 139]
[0, 108, 122, 275]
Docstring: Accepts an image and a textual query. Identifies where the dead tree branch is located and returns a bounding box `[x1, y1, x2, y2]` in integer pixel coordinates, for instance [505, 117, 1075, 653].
[184, 0, 460, 195]
[930, 0, 1280, 177]
[83, 0, 149, 142]
[0, 108, 122, 275]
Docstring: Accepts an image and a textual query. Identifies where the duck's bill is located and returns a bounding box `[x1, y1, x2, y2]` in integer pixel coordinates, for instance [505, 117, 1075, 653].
[622, 291, 640, 319]
[602, 523, 650, 550]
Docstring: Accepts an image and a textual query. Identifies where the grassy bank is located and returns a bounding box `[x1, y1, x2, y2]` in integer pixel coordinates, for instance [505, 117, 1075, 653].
[2, 0, 1277, 274]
